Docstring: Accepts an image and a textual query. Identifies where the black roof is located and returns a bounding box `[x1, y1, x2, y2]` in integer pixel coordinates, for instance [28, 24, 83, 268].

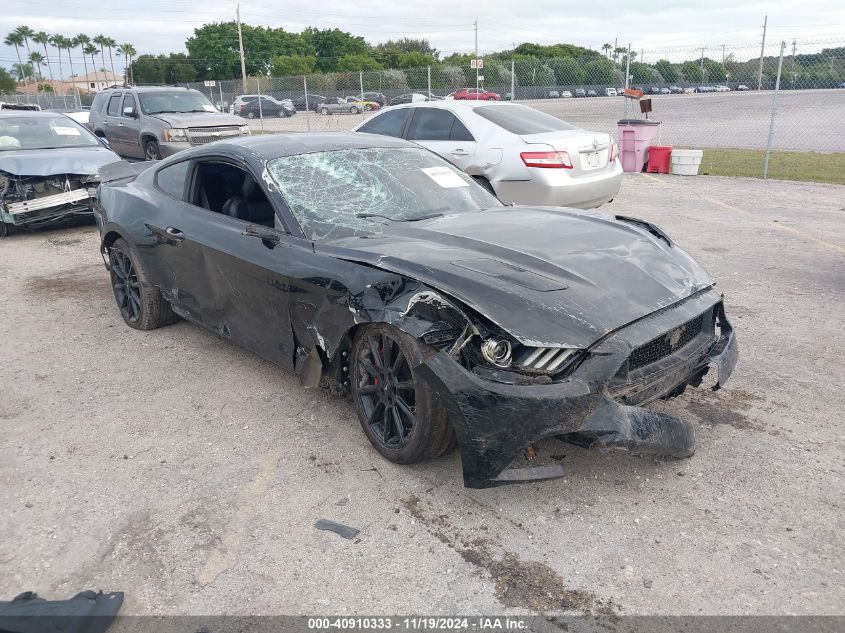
[0, 110, 73, 120]
[207, 132, 415, 160]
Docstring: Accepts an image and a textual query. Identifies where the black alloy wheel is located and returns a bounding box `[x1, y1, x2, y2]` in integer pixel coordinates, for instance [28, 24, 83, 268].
[110, 248, 141, 324]
[355, 330, 416, 451]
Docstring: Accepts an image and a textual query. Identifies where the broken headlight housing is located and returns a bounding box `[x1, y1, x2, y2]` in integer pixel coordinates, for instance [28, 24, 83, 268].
[468, 334, 584, 380]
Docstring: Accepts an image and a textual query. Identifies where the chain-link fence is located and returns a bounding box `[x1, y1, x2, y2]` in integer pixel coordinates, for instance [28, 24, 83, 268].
[0, 92, 81, 110]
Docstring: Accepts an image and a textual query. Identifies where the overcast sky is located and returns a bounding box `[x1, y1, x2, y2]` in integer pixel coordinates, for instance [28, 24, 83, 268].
[3, 0, 844, 72]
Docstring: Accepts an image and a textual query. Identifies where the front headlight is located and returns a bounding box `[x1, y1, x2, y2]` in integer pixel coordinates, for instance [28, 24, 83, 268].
[515, 346, 579, 373]
[163, 128, 187, 142]
[480, 338, 513, 368]
[240, 125, 251, 135]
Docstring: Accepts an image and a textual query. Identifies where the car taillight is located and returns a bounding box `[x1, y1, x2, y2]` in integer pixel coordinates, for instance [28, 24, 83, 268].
[520, 151, 573, 169]
[609, 140, 618, 163]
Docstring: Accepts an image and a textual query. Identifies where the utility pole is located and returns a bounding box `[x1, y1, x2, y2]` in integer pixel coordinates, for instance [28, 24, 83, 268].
[474, 17, 479, 100]
[625, 42, 631, 89]
[236, 3, 247, 94]
[757, 15, 768, 90]
[791, 39, 797, 89]
[763, 41, 786, 179]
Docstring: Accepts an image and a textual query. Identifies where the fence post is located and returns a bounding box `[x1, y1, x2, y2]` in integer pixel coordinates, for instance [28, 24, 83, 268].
[763, 41, 786, 179]
[303, 76, 311, 133]
[511, 59, 515, 101]
[359, 71, 365, 120]
[427, 66, 431, 98]
[256, 76, 264, 134]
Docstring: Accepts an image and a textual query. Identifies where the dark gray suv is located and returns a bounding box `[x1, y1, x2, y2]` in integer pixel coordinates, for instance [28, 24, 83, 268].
[90, 86, 249, 160]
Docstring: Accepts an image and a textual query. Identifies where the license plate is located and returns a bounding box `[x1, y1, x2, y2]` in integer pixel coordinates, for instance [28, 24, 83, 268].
[582, 151, 601, 169]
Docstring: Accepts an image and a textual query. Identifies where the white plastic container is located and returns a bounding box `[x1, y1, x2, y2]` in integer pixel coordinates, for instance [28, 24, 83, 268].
[670, 149, 704, 176]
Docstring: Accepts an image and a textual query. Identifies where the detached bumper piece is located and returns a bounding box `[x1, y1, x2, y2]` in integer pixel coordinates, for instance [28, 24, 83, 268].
[1, 188, 96, 227]
[416, 311, 738, 489]
[0, 590, 123, 633]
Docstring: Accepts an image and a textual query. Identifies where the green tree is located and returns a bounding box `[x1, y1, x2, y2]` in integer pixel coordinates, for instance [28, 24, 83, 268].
[654, 59, 679, 83]
[28, 51, 45, 80]
[548, 57, 584, 85]
[629, 62, 654, 84]
[0, 67, 17, 92]
[117, 43, 136, 84]
[335, 54, 381, 72]
[680, 60, 703, 83]
[703, 59, 727, 82]
[270, 54, 317, 76]
[582, 57, 615, 84]
[4, 32, 27, 83]
[130, 54, 164, 84]
[375, 38, 438, 67]
[602, 43, 612, 58]
[303, 27, 370, 72]
[93, 35, 109, 84]
[75, 35, 91, 86]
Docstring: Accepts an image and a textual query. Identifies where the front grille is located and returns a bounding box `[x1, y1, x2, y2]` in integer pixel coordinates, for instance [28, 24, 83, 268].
[627, 312, 705, 370]
[186, 126, 242, 145]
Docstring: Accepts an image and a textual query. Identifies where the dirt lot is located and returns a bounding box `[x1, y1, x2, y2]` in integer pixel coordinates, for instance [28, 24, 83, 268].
[1, 173, 843, 616]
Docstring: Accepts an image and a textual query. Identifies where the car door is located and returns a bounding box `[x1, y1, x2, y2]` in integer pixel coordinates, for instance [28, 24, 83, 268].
[178, 157, 304, 369]
[116, 93, 142, 158]
[102, 92, 123, 148]
[404, 107, 478, 172]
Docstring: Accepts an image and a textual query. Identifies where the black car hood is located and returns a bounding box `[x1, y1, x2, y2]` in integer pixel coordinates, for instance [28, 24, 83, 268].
[320, 207, 715, 348]
[0, 146, 120, 176]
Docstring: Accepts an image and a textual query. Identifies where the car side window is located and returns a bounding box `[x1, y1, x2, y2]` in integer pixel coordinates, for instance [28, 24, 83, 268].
[155, 161, 190, 200]
[106, 94, 122, 116]
[358, 109, 408, 138]
[407, 108, 474, 142]
[188, 161, 277, 228]
[120, 94, 136, 117]
[450, 117, 474, 141]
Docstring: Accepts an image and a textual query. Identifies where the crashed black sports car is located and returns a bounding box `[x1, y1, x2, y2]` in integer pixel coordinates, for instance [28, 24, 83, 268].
[0, 111, 119, 236]
[94, 133, 738, 488]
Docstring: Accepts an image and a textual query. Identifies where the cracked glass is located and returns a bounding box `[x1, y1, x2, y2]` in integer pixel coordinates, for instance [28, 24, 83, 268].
[267, 147, 501, 241]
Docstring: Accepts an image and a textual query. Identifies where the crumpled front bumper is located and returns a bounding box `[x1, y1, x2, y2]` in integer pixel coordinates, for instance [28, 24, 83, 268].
[415, 308, 738, 488]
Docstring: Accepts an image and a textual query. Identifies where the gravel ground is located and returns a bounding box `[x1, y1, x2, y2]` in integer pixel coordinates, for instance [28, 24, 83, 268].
[0, 173, 843, 616]
[251, 90, 845, 152]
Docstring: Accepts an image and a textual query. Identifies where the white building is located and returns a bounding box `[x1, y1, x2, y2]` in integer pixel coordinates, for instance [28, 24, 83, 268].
[66, 71, 123, 93]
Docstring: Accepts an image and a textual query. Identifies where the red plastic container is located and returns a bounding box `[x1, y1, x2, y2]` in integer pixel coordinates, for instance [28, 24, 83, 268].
[647, 146, 673, 174]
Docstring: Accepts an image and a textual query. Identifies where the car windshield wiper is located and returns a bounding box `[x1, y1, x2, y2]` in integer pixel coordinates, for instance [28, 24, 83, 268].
[356, 212, 444, 223]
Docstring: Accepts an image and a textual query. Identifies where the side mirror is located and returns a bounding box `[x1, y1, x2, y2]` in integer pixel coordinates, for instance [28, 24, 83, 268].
[122, 106, 136, 118]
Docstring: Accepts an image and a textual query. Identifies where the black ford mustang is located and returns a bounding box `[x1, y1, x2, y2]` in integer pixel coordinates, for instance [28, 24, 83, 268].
[94, 133, 738, 488]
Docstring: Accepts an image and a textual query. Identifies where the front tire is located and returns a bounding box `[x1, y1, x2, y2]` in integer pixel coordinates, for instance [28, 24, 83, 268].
[351, 324, 454, 464]
[109, 238, 177, 330]
[143, 139, 161, 161]
[349, 105, 360, 114]
[320, 107, 329, 115]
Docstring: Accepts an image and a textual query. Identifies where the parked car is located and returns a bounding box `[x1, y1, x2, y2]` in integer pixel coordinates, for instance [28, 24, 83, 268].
[0, 102, 41, 111]
[229, 94, 260, 114]
[360, 91, 387, 106]
[347, 98, 381, 111]
[238, 96, 296, 119]
[549, 90, 560, 98]
[94, 132, 738, 488]
[683, 87, 696, 94]
[389, 93, 429, 106]
[695, 86, 716, 93]
[574, 88, 586, 97]
[291, 94, 326, 112]
[317, 97, 363, 115]
[0, 110, 119, 236]
[605, 88, 617, 97]
[90, 86, 249, 160]
[353, 101, 622, 209]
[561, 90, 573, 98]
[649, 86, 662, 94]
[714, 85, 731, 92]
[668, 86, 684, 94]
[659, 87, 671, 94]
[504, 92, 513, 101]
[452, 88, 501, 101]
[736, 84, 751, 91]
[587, 89, 598, 97]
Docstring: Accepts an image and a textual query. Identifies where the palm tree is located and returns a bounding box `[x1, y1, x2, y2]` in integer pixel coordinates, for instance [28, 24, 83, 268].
[102, 37, 117, 80]
[29, 51, 45, 81]
[11, 62, 33, 82]
[117, 43, 136, 85]
[61, 37, 76, 86]
[93, 35, 109, 85]
[15, 26, 34, 68]
[51, 36, 67, 88]
[84, 44, 100, 89]
[33, 31, 54, 81]
[613, 46, 627, 64]
[75, 35, 91, 88]
[602, 43, 612, 59]
[4, 32, 27, 83]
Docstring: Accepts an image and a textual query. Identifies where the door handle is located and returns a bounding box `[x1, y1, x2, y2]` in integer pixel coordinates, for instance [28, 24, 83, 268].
[165, 226, 185, 241]
[450, 148, 469, 156]
[117, 123, 123, 127]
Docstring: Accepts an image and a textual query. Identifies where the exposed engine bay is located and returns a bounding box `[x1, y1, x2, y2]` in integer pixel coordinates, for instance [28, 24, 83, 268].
[0, 171, 98, 233]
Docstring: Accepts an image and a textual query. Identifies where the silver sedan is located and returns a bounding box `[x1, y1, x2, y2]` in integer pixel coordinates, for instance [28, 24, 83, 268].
[352, 101, 622, 208]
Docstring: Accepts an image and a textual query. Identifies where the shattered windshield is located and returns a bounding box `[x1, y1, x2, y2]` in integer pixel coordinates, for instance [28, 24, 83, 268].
[267, 147, 501, 241]
[138, 90, 218, 115]
[0, 115, 101, 151]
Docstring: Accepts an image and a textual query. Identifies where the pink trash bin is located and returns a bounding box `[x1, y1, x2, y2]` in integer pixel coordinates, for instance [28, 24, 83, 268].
[617, 119, 660, 172]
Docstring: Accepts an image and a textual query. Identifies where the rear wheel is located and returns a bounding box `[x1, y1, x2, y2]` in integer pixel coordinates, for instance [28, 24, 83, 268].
[246, 111, 256, 119]
[143, 139, 161, 161]
[487, 96, 496, 101]
[109, 238, 177, 330]
[351, 324, 454, 464]
[0, 222, 9, 238]
[320, 107, 329, 115]
[349, 105, 360, 114]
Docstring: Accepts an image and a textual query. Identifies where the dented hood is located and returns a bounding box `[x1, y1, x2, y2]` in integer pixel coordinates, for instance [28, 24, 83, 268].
[321, 207, 715, 348]
[0, 145, 119, 177]
[149, 112, 246, 128]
